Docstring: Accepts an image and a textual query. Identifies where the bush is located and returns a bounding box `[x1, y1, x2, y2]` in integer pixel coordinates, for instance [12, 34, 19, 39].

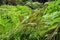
[0, 1, 60, 40]
[18, 1, 60, 40]
[25, 2, 43, 9]
[0, 5, 31, 39]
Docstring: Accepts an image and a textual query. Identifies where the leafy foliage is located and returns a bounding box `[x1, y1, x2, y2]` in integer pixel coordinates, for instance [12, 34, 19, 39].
[0, 5, 31, 39]
[25, 2, 43, 9]
[0, 0, 60, 40]
[17, 1, 60, 40]
[0, 0, 55, 5]
[44, 1, 60, 14]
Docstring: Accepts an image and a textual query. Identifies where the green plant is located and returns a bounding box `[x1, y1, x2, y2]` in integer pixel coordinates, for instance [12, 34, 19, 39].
[0, 5, 31, 40]
[25, 2, 43, 9]
[18, 1, 60, 40]
[0, 1, 60, 40]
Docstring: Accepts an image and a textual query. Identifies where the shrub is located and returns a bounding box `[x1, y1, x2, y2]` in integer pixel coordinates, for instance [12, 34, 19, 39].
[0, 1, 60, 40]
[0, 5, 31, 39]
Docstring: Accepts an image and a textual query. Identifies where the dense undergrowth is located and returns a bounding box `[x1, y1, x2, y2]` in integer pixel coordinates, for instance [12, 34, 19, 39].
[0, 0, 60, 40]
